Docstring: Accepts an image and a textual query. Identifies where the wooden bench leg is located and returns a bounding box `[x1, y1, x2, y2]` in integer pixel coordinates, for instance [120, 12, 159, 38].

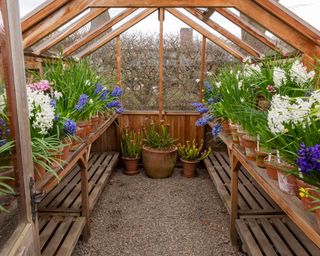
[230, 153, 241, 250]
[78, 153, 90, 242]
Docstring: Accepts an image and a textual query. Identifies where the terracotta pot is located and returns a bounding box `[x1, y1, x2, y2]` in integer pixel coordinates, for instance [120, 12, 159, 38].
[257, 97, 270, 112]
[34, 161, 46, 181]
[255, 150, 268, 168]
[181, 158, 199, 178]
[237, 131, 247, 151]
[316, 209, 320, 229]
[229, 124, 239, 144]
[264, 155, 278, 180]
[78, 121, 91, 137]
[221, 120, 231, 136]
[277, 163, 298, 196]
[242, 135, 257, 161]
[298, 180, 320, 210]
[91, 115, 100, 129]
[142, 145, 177, 178]
[61, 144, 71, 161]
[76, 126, 86, 139]
[122, 157, 140, 175]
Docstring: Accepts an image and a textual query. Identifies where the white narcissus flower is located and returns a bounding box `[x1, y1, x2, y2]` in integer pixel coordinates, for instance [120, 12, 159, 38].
[290, 60, 315, 85]
[195, 79, 200, 83]
[85, 80, 91, 86]
[273, 67, 287, 88]
[207, 72, 212, 76]
[238, 80, 243, 89]
[89, 99, 93, 104]
[243, 56, 252, 64]
[54, 91, 63, 100]
[0, 89, 6, 112]
[27, 88, 55, 135]
[243, 63, 261, 77]
[216, 82, 221, 88]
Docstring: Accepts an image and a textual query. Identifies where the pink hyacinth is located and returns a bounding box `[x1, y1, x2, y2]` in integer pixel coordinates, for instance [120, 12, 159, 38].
[266, 84, 276, 93]
[28, 80, 51, 92]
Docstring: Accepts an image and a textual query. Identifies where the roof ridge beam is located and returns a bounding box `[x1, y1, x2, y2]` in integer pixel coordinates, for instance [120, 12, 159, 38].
[21, 0, 70, 33]
[32, 8, 109, 55]
[23, 0, 94, 49]
[166, 8, 245, 61]
[185, 8, 262, 58]
[75, 8, 157, 59]
[63, 7, 137, 57]
[215, 8, 282, 54]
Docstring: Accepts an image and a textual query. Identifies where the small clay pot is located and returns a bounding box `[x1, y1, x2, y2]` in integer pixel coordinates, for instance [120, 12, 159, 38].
[242, 135, 257, 161]
[181, 158, 199, 178]
[122, 157, 140, 175]
[61, 144, 71, 161]
[221, 120, 231, 136]
[91, 115, 100, 129]
[229, 124, 239, 144]
[255, 150, 268, 168]
[34, 160, 46, 181]
[264, 156, 278, 180]
[76, 126, 86, 139]
[277, 163, 298, 196]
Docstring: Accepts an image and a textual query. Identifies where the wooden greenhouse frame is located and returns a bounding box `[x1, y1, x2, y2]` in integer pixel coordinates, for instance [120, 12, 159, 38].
[0, 0, 320, 255]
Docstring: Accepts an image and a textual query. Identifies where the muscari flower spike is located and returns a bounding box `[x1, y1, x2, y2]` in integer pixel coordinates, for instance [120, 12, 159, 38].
[64, 119, 77, 136]
[297, 143, 320, 176]
[212, 124, 222, 139]
[75, 94, 89, 111]
[94, 83, 103, 95]
[107, 101, 121, 108]
[110, 86, 123, 97]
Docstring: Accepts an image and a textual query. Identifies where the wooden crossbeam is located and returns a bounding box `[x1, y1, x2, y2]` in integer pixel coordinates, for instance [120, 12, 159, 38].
[23, 0, 93, 49]
[186, 8, 262, 58]
[75, 8, 157, 59]
[166, 8, 245, 61]
[235, 1, 320, 58]
[90, 0, 236, 7]
[215, 8, 282, 54]
[252, 0, 320, 44]
[32, 8, 109, 55]
[21, 0, 70, 33]
[203, 9, 215, 19]
[63, 8, 137, 57]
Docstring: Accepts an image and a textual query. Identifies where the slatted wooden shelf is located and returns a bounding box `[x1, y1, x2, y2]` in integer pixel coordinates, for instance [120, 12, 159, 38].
[38, 215, 85, 256]
[38, 152, 119, 214]
[36, 114, 118, 193]
[204, 151, 282, 215]
[236, 216, 320, 256]
[231, 145, 320, 248]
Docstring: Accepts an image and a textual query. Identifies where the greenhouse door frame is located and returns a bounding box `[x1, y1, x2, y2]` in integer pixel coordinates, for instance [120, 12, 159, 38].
[0, 1, 40, 255]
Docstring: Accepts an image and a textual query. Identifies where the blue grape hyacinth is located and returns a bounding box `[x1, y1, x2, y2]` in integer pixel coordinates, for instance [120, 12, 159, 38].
[111, 86, 123, 97]
[64, 119, 77, 135]
[75, 94, 89, 111]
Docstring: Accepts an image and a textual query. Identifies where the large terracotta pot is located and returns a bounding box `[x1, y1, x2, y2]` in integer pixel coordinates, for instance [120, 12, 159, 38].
[181, 158, 199, 178]
[142, 145, 177, 178]
[122, 157, 140, 175]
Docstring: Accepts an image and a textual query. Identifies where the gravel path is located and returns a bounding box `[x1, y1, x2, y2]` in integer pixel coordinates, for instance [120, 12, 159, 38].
[73, 166, 237, 256]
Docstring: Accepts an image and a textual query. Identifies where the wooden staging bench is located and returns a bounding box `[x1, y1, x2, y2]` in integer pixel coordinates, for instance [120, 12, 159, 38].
[35, 115, 120, 256]
[204, 132, 320, 255]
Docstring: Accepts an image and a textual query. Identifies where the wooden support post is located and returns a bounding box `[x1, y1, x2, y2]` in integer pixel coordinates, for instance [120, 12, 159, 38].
[200, 35, 206, 102]
[78, 154, 90, 241]
[116, 36, 121, 85]
[230, 152, 241, 250]
[158, 8, 164, 121]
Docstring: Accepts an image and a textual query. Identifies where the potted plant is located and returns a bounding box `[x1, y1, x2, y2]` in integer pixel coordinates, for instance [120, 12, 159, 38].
[178, 140, 211, 178]
[121, 129, 142, 175]
[142, 121, 177, 178]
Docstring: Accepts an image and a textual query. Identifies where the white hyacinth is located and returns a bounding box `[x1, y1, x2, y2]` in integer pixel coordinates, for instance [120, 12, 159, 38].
[54, 91, 63, 100]
[216, 81, 221, 88]
[0, 89, 6, 113]
[290, 60, 315, 85]
[243, 63, 261, 77]
[238, 80, 243, 89]
[267, 93, 320, 134]
[27, 88, 55, 135]
[273, 67, 287, 88]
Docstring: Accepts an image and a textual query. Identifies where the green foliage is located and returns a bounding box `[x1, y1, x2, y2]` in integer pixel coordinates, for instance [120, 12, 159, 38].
[178, 140, 211, 161]
[143, 122, 176, 150]
[121, 129, 142, 158]
[32, 136, 65, 180]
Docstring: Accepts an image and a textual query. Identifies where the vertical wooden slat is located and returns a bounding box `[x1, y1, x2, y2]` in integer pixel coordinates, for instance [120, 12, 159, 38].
[200, 35, 206, 102]
[116, 36, 121, 85]
[158, 8, 164, 120]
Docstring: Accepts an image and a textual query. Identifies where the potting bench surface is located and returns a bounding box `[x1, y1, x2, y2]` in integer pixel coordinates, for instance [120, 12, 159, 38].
[218, 133, 320, 248]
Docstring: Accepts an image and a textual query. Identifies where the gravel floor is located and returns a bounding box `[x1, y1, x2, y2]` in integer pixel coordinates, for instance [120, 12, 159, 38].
[73, 166, 238, 256]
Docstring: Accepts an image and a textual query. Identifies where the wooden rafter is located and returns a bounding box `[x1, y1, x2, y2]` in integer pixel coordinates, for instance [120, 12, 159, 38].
[23, 0, 94, 49]
[89, 0, 236, 7]
[215, 8, 283, 54]
[75, 8, 157, 59]
[252, 0, 320, 44]
[21, 0, 70, 33]
[186, 8, 262, 58]
[63, 8, 137, 57]
[166, 8, 245, 61]
[235, 1, 320, 58]
[32, 8, 109, 55]
[203, 9, 215, 19]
